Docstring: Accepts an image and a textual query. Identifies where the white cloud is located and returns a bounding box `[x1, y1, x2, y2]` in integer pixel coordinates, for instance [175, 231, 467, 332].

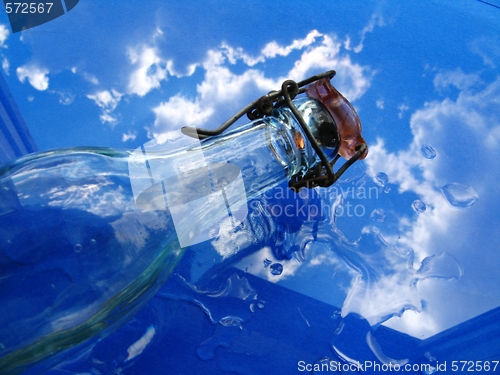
[0, 24, 8, 75]
[342, 271, 422, 327]
[0, 24, 9, 48]
[16, 65, 49, 91]
[87, 89, 123, 124]
[87, 89, 122, 111]
[382, 310, 439, 340]
[153, 27, 163, 38]
[127, 45, 169, 96]
[287, 33, 371, 101]
[376, 98, 384, 109]
[122, 131, 137, 142]
[433, 68, 482, 92]
[127, 35, 199, 97]
[397, 103, 409, 119]
[2, 57, 9, 75]
[469, 35, 500, 69]
[71, 67, 99, 85]
[41, 179, 131, 218]
[262, 30, 323, 59]
[197, 62, 275, 104]
[85, 27, 372, 138]
[151, 95, 213, 142]
[218, 30, 324, 68]
[345, 13, 385, 53]
[149, 30, 372, 140]
[100, 113, 117, 124]
[364, 72, 500, 336]
[85, 73, 99, 85]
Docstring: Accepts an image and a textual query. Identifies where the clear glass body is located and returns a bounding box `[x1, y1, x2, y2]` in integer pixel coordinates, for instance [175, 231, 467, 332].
[0, 97, 338, 373]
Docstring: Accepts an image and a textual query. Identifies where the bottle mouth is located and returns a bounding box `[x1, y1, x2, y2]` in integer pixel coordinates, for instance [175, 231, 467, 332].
[306, 78, 368, 160]
[291, 96, 341, 160]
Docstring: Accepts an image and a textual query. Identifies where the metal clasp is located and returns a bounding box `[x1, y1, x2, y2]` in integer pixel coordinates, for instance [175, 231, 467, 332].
[181, 70, 367, 192]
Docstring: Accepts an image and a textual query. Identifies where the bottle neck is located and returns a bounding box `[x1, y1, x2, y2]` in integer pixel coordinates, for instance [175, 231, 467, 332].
[197, 97, 339, 198]
[128, 97, 338, 248]
[131, 97, 338, 207]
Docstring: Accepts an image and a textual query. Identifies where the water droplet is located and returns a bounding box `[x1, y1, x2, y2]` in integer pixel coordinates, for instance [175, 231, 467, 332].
[263, 258, 272, 268]
[73, 244, 83, 253]
[422, 365, 437, 374]
[270, 263, 283, 276]
[90, 239, 97, 246]
[220, 316, 242, 327]
[370, 209, 386, 222]
[412, 200, 426, 213]
[416, 252, 463, 281]
[424, 352, 436, 362]
[421, 352, 439, 374]
[333, 320, 345, 335]
[331, 343, 360, 371]
[257, 301, 266, 309]
[421, 144, 437, 159]
[374, 172, 389, 187]
[441, 183, 478, 208]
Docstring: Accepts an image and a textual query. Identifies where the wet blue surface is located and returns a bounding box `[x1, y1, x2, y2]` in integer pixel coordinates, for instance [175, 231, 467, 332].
[7, 175, 492, 374]
[38, 264, 500, 375]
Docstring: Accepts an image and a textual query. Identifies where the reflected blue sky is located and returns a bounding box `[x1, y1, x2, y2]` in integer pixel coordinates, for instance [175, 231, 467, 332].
[1, 0, 499, 357]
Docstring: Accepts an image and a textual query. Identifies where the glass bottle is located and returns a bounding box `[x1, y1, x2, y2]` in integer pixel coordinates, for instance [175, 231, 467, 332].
[0, 84, 348, 373]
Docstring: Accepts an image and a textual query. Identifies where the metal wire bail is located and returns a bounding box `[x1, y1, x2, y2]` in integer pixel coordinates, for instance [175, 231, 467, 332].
[181, 70, 367, 192]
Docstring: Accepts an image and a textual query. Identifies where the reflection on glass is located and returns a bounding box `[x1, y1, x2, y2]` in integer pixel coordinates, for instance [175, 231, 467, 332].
[0, 93, 344, 373]
[0, 149, 183, 374]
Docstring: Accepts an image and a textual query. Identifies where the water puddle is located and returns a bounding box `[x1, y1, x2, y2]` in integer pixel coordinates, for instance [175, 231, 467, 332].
[109, 169, 469, 372]
[157, 273, 259, 326]
[156, 272, 264, 362]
